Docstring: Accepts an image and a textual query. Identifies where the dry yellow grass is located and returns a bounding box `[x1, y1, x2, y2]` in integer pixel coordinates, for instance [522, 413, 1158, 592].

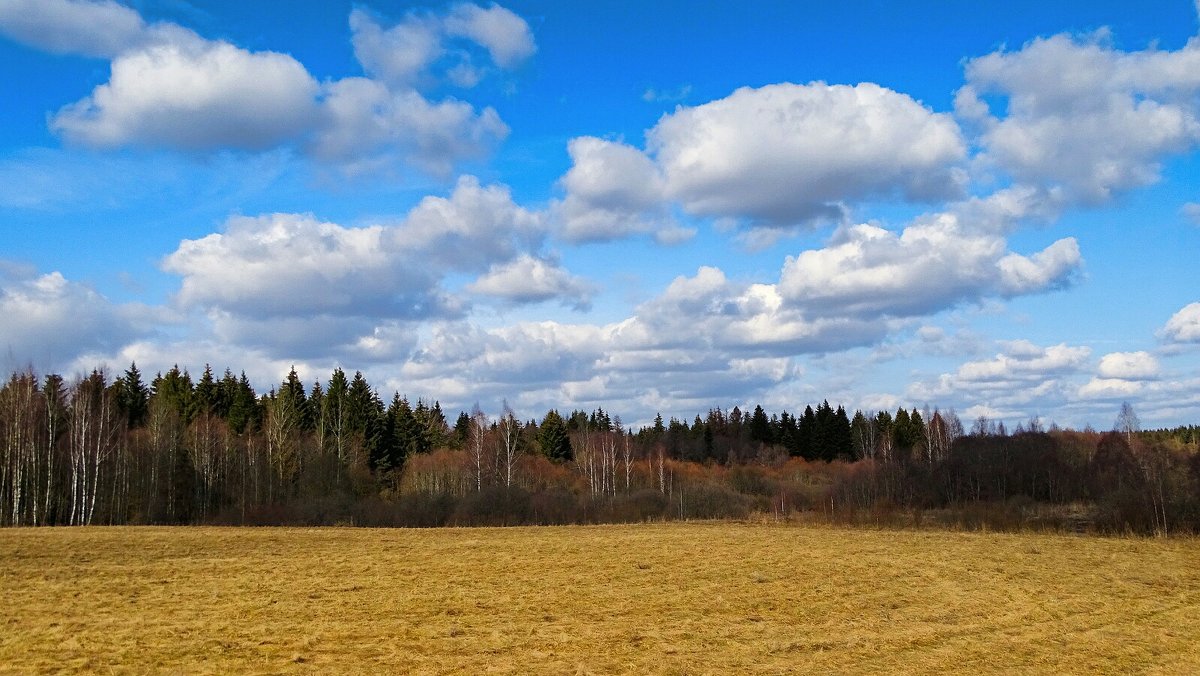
[1, 523, 1198, 674]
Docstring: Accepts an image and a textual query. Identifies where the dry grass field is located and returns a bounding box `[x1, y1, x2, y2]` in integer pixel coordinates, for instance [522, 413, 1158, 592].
[1, 523, 1198, 674]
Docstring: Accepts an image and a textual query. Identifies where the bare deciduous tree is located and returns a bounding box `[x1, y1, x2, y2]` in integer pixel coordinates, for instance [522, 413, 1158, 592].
[498, 402, 521, 489]
[469, 405, 489, 492]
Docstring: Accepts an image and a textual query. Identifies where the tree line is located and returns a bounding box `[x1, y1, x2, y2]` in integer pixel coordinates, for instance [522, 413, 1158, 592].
[0, 363, 1197, 533]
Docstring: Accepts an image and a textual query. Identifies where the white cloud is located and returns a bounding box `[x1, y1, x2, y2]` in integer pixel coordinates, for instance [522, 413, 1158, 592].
[996, 238, 1081, 295]
[349, 8, 444, 88]
[648, 82, 967, 225]
[27, 2, 530, 177]
[162, 212, 439, 320]
[777, 209, 1080, 319]
[1097, 351, 1160, 380]
[467, 254, 592, 309]
[208, 313, 418, 364]
[53, 38, 321, 150]
[398, 320, 607, 410]
[614, 266, 888, 356]
[0, 264, 145, 370]
[1160, 302, 1200, 343]
[444, 2, 536, 69]
[313, 77, 507, 177]
[904, 340, 1093, 424]
[164, 176, 543, 319]
[553, 82, 966, 241]
[957, 32, 1200, 203]
[0, 0, 144, 59]
[1077, 377, 1143, 401]
[350, 3, 534, 89]
[956, 341, 1092, 383]
[554, 136, 676, 243]
[393, 175, 544, 271]
[160, 176, 548, 359]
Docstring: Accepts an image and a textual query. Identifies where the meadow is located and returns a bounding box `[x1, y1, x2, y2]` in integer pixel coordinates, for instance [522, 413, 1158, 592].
[2, 523, 1198, 674]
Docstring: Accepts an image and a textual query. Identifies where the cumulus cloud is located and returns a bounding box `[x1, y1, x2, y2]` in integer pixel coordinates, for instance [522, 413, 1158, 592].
[1077, 377, 1144, 401]
[906, 340, 1092, 419]
[0, 0, 144, 58]
[393, 175, 544, 270]
[554, 136, 677, 243]
[957, 341, 1092, 383]
[349, 8, 444, 88]
[614, 266, 888, 356]
[1160, 302, 1200, 343]
[553, 82, 966, 240]
[402, 184, 1094, 416]
[22, 1, 531, 177]
[0, 264, 144, 370]
[444, 2, 536, 68]
[996, 238, 1081, 295]
[161, 176, 573, 359]
[1097, 351, 1160, 380]
[467, 255, 593, 310]
[53, 38, 321, 150]
[957, 32, 1200, 203]
[313, 77, 507, 177]
[394, 314, 809, 420]
[649, 82, 966, 225]
[350, 3, 533, 88]
[777, 208, 1080, 319]
[1073, 351, 1162, 401]
[162, 212, 441, 320]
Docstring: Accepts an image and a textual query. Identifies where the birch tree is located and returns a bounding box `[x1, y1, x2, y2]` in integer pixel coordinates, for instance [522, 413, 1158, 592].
[498, 402, 521, 489]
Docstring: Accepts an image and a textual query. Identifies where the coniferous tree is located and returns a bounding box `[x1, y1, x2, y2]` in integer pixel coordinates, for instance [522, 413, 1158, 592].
[833, 405, 853, 460]
[152, 365, 194, 425]
[539, 409, 572, 461]
[798, 405, 817, 460]
[814, 401, 835, 461]
[226, 372, 258, 435]
[191, 364, 218, 420]
[323, 368, 350, 466]
[280, 367, 312, 431]
[749, 404, 771, 446]
[115, 362, 149, 428]
[453, 410, 471, 447]
[215, 368, 238, 419]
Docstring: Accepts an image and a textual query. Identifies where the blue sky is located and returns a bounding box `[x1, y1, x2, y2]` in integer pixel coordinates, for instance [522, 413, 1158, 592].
[2, 0, 1200, 430]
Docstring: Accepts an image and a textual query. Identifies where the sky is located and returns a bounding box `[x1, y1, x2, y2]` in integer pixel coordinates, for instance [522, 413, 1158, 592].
[1, 0, 1200, 431]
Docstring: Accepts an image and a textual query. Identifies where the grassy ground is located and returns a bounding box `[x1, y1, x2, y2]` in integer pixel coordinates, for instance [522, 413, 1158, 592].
[1, 523, 1198, 674]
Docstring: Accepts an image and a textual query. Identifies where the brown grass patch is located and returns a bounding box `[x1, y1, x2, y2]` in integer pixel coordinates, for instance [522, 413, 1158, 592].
[1, 523, 1198, 673]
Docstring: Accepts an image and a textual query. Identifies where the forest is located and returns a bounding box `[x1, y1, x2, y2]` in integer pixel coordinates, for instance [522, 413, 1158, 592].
[1, 363, 1198, 533]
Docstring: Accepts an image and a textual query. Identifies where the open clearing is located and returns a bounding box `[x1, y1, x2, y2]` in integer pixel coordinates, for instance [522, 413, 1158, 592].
[1, 524, 1198, 674]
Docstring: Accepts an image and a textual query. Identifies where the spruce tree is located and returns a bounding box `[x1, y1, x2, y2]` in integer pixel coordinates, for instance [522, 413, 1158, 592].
[833, 405, 853, 461]
[116, 362, 149, 428]
[539, 409, 572, 461]
[749, 404, 771, 445]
